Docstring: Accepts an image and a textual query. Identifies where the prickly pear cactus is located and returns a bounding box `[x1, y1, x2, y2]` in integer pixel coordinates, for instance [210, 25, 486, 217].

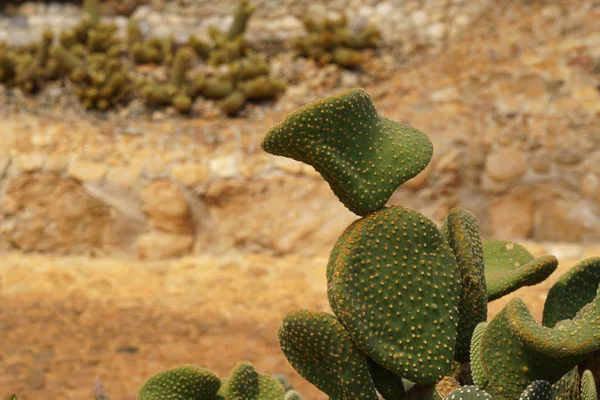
[137, 364, 221, 400]
[543, 257, 600, 328]
[278, 309, 379, 400]
[327, 206, 461, 384]
[440, 208, 487, 363]
[581, 370, 597, 400]
[482, 240, 557, 301]
[261, 88, 433, 216]
[444, 386, 492, 399]
[469, 322, 488, 389]
[519, 380, 553, 400]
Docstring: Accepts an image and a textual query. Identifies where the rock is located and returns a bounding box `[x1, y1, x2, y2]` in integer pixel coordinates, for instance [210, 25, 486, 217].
[426, 22, 446, 40]
[436, 148, 461, 172]
[404, 160, 434, 190]
[485, 146, 527, 182]
[3, 174, 112, 252]
[140, 180, 194, 234]
[209, 155, 238, 179]
[105, 166, 142, 189]
[0, 156, 11, 178]
[431, 87, 460, 103]
[136, 232, 194, 260]
[44, 154, 69, 173]
[530, 152, 552, 173]
[581, 173, 599, 197]
[170, 162, 210, 187]
[533, 201, 589, 242]
[411, 10, 429, 27]
[27, 368, 46, 389]
[488, 188, 535, 239]
[67, 160, 108, 182]
[16, 153, 45, 172]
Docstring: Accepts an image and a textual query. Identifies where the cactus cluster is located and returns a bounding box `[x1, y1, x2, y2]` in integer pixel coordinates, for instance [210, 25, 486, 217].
[136, 362, 301, 400]
[292, 13, 381, 68]
[259, 88, 600, 400]
[0, 0, 284, 115]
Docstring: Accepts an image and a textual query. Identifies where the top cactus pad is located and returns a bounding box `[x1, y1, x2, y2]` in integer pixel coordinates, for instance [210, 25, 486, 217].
[261, 88, 433, 216]
[483, 240, 557, 301]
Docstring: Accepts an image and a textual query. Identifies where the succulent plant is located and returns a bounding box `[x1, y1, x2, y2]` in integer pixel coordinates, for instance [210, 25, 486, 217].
[259, 88, 600, 400]
[292, 13, 380, 68]
[137, 362, 288, 400]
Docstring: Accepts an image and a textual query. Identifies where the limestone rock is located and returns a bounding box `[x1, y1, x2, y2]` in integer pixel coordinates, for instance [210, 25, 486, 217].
[485, 146, 527, 182]
[489, 188, 535, 239]
[170, 162, 210, 187]
[136, 232, 194, 260]
[140, 180, 194, 234]
[68, 160, 108, 183]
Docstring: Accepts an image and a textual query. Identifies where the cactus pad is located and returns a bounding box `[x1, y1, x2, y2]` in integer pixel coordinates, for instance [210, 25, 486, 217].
[440, 208, 487, 362]
[366, 357, 406, 400]
[543, 257, 600, 328]
[444, 386, 492, 399]
[283, 390, 302, 400]
[469, 322, 488, 389]
[480, 287, 600, 399]
[327, 206, 461, 384]
[278, 309, 379, 400]
[552, 368, 580, 400]
[227, 361, 260, 399]
[483, 240, 557, 301]
[582, 370, 597, 400]
[137, 364, 221, 400]
[261, 88, 433, 215]
[519, 380, 553, 400]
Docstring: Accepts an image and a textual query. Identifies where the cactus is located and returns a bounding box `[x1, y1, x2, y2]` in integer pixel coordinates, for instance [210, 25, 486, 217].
[543, 257, 600, 328]
[469, 322, 488, 389]
[483, 239, 558, 301]
[293, 13, 380, 68]
[137, 364, 221, 400]
[582, 370, 597, 400]
[227, 0, 256, 41]
[519, 381, 553, 400]
[283, 391, 301, 400]
[261, 88, 433, 215]
[444, 386, 492, 399]
[278, 309, 379, 399]
[440, 208, 487, 363]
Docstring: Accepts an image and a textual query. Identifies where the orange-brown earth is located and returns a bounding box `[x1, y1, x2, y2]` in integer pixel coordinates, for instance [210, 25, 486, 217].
[2, 243, 599, 399]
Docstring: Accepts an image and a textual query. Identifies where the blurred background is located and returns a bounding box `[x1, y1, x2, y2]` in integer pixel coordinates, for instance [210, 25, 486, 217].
[0, 0, 599, 399]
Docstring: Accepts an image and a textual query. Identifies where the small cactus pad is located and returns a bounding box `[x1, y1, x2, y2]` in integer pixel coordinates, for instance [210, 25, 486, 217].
[366, 357, 406, 400]
[444, 386, 492, 399]
[137, 364, 221, 400]
[483, 240, 558, 301]
[283, 390, 302, 400]
[480, 287, 600, 399]
[261, 88, 433, 216]
[552, 368, 580, 400]
[582, 370, 597, 400]
[327, 206, 461, 384]
[519, 380, 553, 400]
[440, 208, 487, 363]
[278, 309, 379, 400]
[256, 375, 286, 400]
[226, 361, 260, 399]
[542, 257, 600, 328]
[469, 322, 488, 389]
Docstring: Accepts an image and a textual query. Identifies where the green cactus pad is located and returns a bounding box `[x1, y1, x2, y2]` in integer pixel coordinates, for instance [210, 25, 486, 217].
[483, 240, 557, 301]
[440, 208, 487, 363]
[543, 257, 600, 328]
[137, 364, 221, 400]
[552, 368, 580, 400]
[227, 361, 260, 399]
[256, 374, 286, 400]
[327, 206, 461, 384]
[480, 287, 600, 399]
[283, 390, 302, 400]
[582, 370, 597, 400]
[519, 381, 553, 400]
[261, 88, 433, 216]
[469, 322, 488, 389]
[278, 309, 379, 400]
[366, 357, 406, 400]
[444, 386, 492, 399]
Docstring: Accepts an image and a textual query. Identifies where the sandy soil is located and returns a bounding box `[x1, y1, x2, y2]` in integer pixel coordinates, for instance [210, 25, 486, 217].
[2, 243, 598, 399]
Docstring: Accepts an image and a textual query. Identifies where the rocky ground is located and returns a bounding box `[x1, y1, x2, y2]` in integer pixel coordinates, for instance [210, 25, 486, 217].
[0, 0, 599, 399]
